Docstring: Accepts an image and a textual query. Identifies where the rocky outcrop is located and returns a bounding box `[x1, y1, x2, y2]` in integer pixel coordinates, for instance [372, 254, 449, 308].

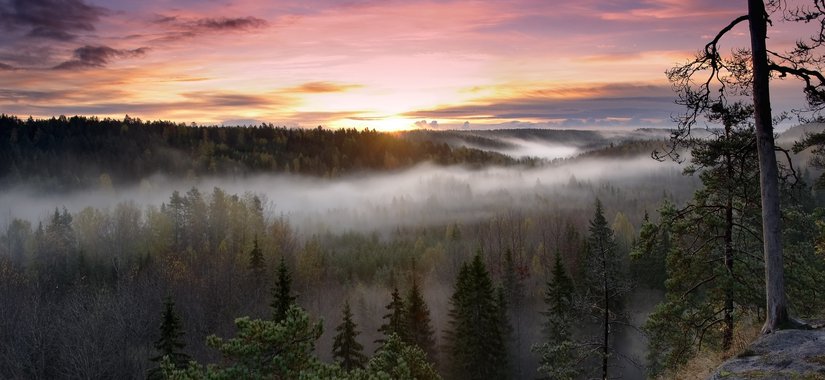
[710, 329, 825, 379]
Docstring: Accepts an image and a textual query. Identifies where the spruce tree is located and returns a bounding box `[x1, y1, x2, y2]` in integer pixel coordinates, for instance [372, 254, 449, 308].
[405, 278, 437, 364]
[332, 300, 368, 372]
[583, 199, 629, 380]
[248, 236, 264, 274]
[532, 251, 579, 380]
[149, 296, 189, 380]
[444, 253, 508, 380]
[271, 256, 296, 322]
[545, 252, 574, 341]
[377, 286, 407, 344]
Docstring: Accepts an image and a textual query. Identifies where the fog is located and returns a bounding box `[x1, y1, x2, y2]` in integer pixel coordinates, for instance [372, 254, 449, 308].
[478, 137, 580, 159]
[0, 153, 684, 234]
[0, 134, 701, 379]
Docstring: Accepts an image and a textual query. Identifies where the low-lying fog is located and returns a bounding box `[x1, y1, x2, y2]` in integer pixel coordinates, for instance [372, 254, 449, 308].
[0, 154, 686, 234]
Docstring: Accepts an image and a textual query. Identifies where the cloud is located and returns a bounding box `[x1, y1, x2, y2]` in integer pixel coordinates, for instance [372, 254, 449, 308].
[179, 91, 278, 108]
[0, 88, 66, 102]
[2, 90, 296, 118]
[53, 45, 148, 70]
[152, 15, 269, 42]
[404, 83, 679, 127]
[288, 81, 361, 93]
[0, 62, 14, 70]
[0, 0, 108, 41]
[414, 120, 440, 129]
[194, 17, 268, 31]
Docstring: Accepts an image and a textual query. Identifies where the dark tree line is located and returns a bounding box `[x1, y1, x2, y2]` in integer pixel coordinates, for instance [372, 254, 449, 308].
[0, 114, 525, 191]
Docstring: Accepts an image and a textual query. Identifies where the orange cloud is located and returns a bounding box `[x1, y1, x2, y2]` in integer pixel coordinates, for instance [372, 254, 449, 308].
[287, 81, 362, 93]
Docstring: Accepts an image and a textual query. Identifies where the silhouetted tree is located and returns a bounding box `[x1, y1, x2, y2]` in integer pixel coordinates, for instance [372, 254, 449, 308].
[406, 278, 437, 364]
[332, 300, 368, 372]
[149, 297, 189, 380]
[271, 256, 296, 322]
[248, 236, 264, 275]
[532, 252, 580, 380]
[582, 199, 630, 380]
[443, 254, 508, 380]
[377, 286, 407, 345]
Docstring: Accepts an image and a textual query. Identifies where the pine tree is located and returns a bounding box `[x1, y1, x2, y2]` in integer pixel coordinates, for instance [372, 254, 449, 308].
[532, 251, 579, 380]
[367, 333, 441, 380]
[149, 296, 189, 380]
[405, 278, 437, 364]
[643, 106, 766, 374]
[377, 286, 407, 344]
[444, 253, 508, 380]
[271, 256, 296, 322]
[248, 235, 264, 274]
[332, 300, 368, 372]
[196, 306, 326, 378]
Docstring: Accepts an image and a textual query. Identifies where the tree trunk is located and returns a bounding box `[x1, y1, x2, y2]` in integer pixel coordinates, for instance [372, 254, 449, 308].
[747, 0, 789, 334]
[723, 142, 735, 350]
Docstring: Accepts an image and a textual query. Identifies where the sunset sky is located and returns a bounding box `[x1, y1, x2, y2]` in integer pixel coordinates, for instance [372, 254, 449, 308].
[0, 0, 815, 130]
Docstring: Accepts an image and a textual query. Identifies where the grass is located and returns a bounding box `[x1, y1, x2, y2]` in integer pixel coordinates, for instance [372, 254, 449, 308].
[661, 321, 762, 380]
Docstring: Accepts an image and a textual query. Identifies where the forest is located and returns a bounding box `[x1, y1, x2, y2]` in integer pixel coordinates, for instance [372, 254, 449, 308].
[2, 114, 825, 379]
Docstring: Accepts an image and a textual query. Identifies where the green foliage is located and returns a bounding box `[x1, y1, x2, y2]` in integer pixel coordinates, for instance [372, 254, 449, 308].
[271, 257, 296, 322]
[644, 120, 765, 375]
[443, 254, 509, 380]
[630, 211, 668, 290]
[149, 296, 190, 380]
[333, 300, 368, 371]
[363, 333, 441, 380]
[405, 279, 437, 365]
[184, 306, 325, 379]
[532, 340, 580, 380]
[377, 287, 407, 345]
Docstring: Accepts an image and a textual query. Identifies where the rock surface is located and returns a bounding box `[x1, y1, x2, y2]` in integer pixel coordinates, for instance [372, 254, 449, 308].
[710, 329, 825, 379]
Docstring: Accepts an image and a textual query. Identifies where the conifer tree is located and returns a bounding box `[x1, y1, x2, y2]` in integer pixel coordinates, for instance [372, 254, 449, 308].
[332, 300, 368, 372]
[367, 333, 441, 380]
[643, 105, 766, 374]
[377, 286, 407, 344]
[405, 278, 437, 364]
[532, 251, 579, 380]
[583, 199, 630, 380]
[149, 296, 189, 380]
[443, 253, 508, 380]
[630, 211, 669, 290]
[271, 256, 296, 322]
[248, 235, 264, 274]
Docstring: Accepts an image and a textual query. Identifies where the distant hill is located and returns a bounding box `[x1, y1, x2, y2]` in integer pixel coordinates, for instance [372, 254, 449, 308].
[0, 115, 527, 191]
[401, 128, 672, 159]
[776, 123, 825, 146]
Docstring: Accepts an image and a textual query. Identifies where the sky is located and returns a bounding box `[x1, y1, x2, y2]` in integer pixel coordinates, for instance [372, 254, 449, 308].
[0, 0, 816, 130]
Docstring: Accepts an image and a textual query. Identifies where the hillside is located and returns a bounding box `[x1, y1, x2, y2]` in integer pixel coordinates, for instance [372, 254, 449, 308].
[0, 115, 525, 191]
